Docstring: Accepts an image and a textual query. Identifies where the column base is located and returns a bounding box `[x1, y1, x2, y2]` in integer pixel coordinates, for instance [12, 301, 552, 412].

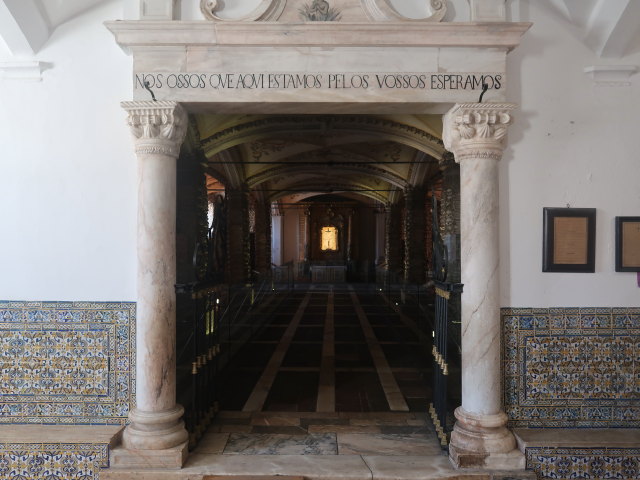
[449, 407, 524, 470]
[108, 441, 188, 469]
[122, 406, 189, 451]
[449, 444, 525, 470]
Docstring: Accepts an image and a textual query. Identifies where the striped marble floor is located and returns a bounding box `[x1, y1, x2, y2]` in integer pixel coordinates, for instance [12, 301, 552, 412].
[209, 284, 439, 456]
[198, 411, 441, 456]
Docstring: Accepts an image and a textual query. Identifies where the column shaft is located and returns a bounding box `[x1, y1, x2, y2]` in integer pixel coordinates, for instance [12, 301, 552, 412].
[443, 103, 523, 470]
[121, 101, 189, 454]
[137, 150, 178, 413]
[459, 155, 500, 415]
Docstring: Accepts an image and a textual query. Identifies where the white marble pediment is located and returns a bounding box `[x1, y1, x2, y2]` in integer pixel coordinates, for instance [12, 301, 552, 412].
[200, 0, 446, 22]
[107, 0, 530, 112]
[105, 19, 531, 111]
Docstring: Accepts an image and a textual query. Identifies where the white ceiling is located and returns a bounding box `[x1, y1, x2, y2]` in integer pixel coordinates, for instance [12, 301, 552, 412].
[539, 0, 640, 57]
[1, 0, 639, 58]
[0, 0, 110, 56]
[37, 0, 108, 29]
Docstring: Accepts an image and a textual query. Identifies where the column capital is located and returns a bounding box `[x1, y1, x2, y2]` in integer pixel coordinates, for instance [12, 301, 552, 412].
[443, 103, 516, 162]
[122, 101, 188, 157]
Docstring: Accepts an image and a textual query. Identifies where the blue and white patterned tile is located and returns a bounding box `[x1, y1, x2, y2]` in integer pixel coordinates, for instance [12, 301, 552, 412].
[519, 316, 536, 330]
[0, 442, 109, 480]
[0, 301, 135, 425]
[502, 307, 640, 428]
[526, 447, 640, 480]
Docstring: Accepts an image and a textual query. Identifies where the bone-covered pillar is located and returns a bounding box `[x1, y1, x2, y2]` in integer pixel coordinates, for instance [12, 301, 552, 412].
[385, 202, 403, 278]
[121, 101, 189, 454]
[443, 103, 524, 470]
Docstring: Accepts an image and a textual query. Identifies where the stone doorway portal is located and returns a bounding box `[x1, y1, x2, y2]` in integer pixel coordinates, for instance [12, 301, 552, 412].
[171, 112, 458, 458]
[105, 3, 530, 475]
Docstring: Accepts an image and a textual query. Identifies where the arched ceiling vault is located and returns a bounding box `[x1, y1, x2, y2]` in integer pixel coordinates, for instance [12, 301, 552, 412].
[195, 114, 444, 204]
[272, 182, 390, 204]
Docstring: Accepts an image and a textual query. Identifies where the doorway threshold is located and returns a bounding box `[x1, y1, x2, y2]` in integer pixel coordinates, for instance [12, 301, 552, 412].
[102, 411, 535, 480]
[102, 451, 534, 480]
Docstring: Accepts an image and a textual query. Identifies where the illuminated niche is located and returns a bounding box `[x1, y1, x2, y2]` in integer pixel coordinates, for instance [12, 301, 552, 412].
[321, 226, 338, 251]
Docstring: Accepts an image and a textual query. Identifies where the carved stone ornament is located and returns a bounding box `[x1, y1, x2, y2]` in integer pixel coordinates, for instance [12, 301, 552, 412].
[200, 0, 287, 21]
[443, 103, 515, 162]
[361, 0, 446, 22]
[122, 101, 188, 157]
[300, 0, 342, 21]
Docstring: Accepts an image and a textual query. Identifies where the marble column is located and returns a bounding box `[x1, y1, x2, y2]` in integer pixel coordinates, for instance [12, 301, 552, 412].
[443, 103, 523, 469]
[121, 101, 189, 456]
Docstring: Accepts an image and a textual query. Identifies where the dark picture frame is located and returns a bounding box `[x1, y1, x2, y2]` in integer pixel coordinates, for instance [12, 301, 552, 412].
[615, 216, 640, 272]
[543, 207, 596, 272]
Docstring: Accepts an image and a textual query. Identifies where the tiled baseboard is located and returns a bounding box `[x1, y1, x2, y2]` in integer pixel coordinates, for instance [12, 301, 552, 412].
[526, 447, 640, 479]
[0, 425, 121, 480]
[502, 307, 640, 428]
[0, 443, 109, 480]
[0, 301, 135, 425]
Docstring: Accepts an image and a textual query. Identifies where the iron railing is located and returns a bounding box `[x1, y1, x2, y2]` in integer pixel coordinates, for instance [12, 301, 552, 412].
[175, 272, 278, 449]
[429, 280, 463, 448]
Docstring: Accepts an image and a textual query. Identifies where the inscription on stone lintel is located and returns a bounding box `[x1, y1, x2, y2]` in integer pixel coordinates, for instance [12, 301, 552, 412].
[136, 72, 503, 92]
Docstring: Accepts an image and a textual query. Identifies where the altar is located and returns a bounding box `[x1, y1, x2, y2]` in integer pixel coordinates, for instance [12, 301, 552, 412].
[310, 265, 347, 283]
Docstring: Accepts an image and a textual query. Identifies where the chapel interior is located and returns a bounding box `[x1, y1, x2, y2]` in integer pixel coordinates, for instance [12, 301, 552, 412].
[171, 113, 462, 454]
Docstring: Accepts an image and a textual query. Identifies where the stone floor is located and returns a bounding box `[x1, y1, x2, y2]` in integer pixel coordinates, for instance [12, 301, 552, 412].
[103, 286, 532, 479]
[217, 285, 435, 415]
[200, 411, 442, 456]
[104, 411, 533, 479]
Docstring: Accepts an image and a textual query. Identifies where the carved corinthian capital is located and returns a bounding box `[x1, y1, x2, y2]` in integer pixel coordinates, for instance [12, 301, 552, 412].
[122, 101, 188, 157]
[443, 103, 516, 162]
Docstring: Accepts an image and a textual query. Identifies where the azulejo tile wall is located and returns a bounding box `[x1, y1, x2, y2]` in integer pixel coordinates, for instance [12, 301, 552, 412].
[0, 443, 109, 480]
[502, 307, 640, 428]
[526, 447, 640, 479]
[0, 301, 135, 425]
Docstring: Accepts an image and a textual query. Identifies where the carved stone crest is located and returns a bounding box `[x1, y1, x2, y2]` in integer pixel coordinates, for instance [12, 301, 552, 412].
[299, 0, 342, 21]
[200, 0, 446, 22]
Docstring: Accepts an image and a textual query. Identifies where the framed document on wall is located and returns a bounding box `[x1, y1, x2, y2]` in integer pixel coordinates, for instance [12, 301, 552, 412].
[543, 207, 596, 273]
[615, 216, 640, 272]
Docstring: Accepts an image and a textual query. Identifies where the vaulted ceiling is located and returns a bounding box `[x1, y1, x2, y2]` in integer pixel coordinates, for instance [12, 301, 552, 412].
[0, 0, 106, 55]
[542, 0, 640, 57]
[195, 114, 446, 205]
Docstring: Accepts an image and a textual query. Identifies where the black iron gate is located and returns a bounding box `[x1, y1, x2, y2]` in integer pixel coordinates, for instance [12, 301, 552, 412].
[428, 194, 462, 447]
[429, 280, 462, 446]
[176, 283, 222, 449]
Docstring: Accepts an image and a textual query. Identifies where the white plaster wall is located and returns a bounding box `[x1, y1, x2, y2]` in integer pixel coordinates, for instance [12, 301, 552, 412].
[2, 0, 638, 309]
[502, 1, 640, 307]
[0, 1, 136, 301]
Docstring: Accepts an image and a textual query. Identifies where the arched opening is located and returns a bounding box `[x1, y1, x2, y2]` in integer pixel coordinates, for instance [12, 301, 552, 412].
[174, 112, 462, 454]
